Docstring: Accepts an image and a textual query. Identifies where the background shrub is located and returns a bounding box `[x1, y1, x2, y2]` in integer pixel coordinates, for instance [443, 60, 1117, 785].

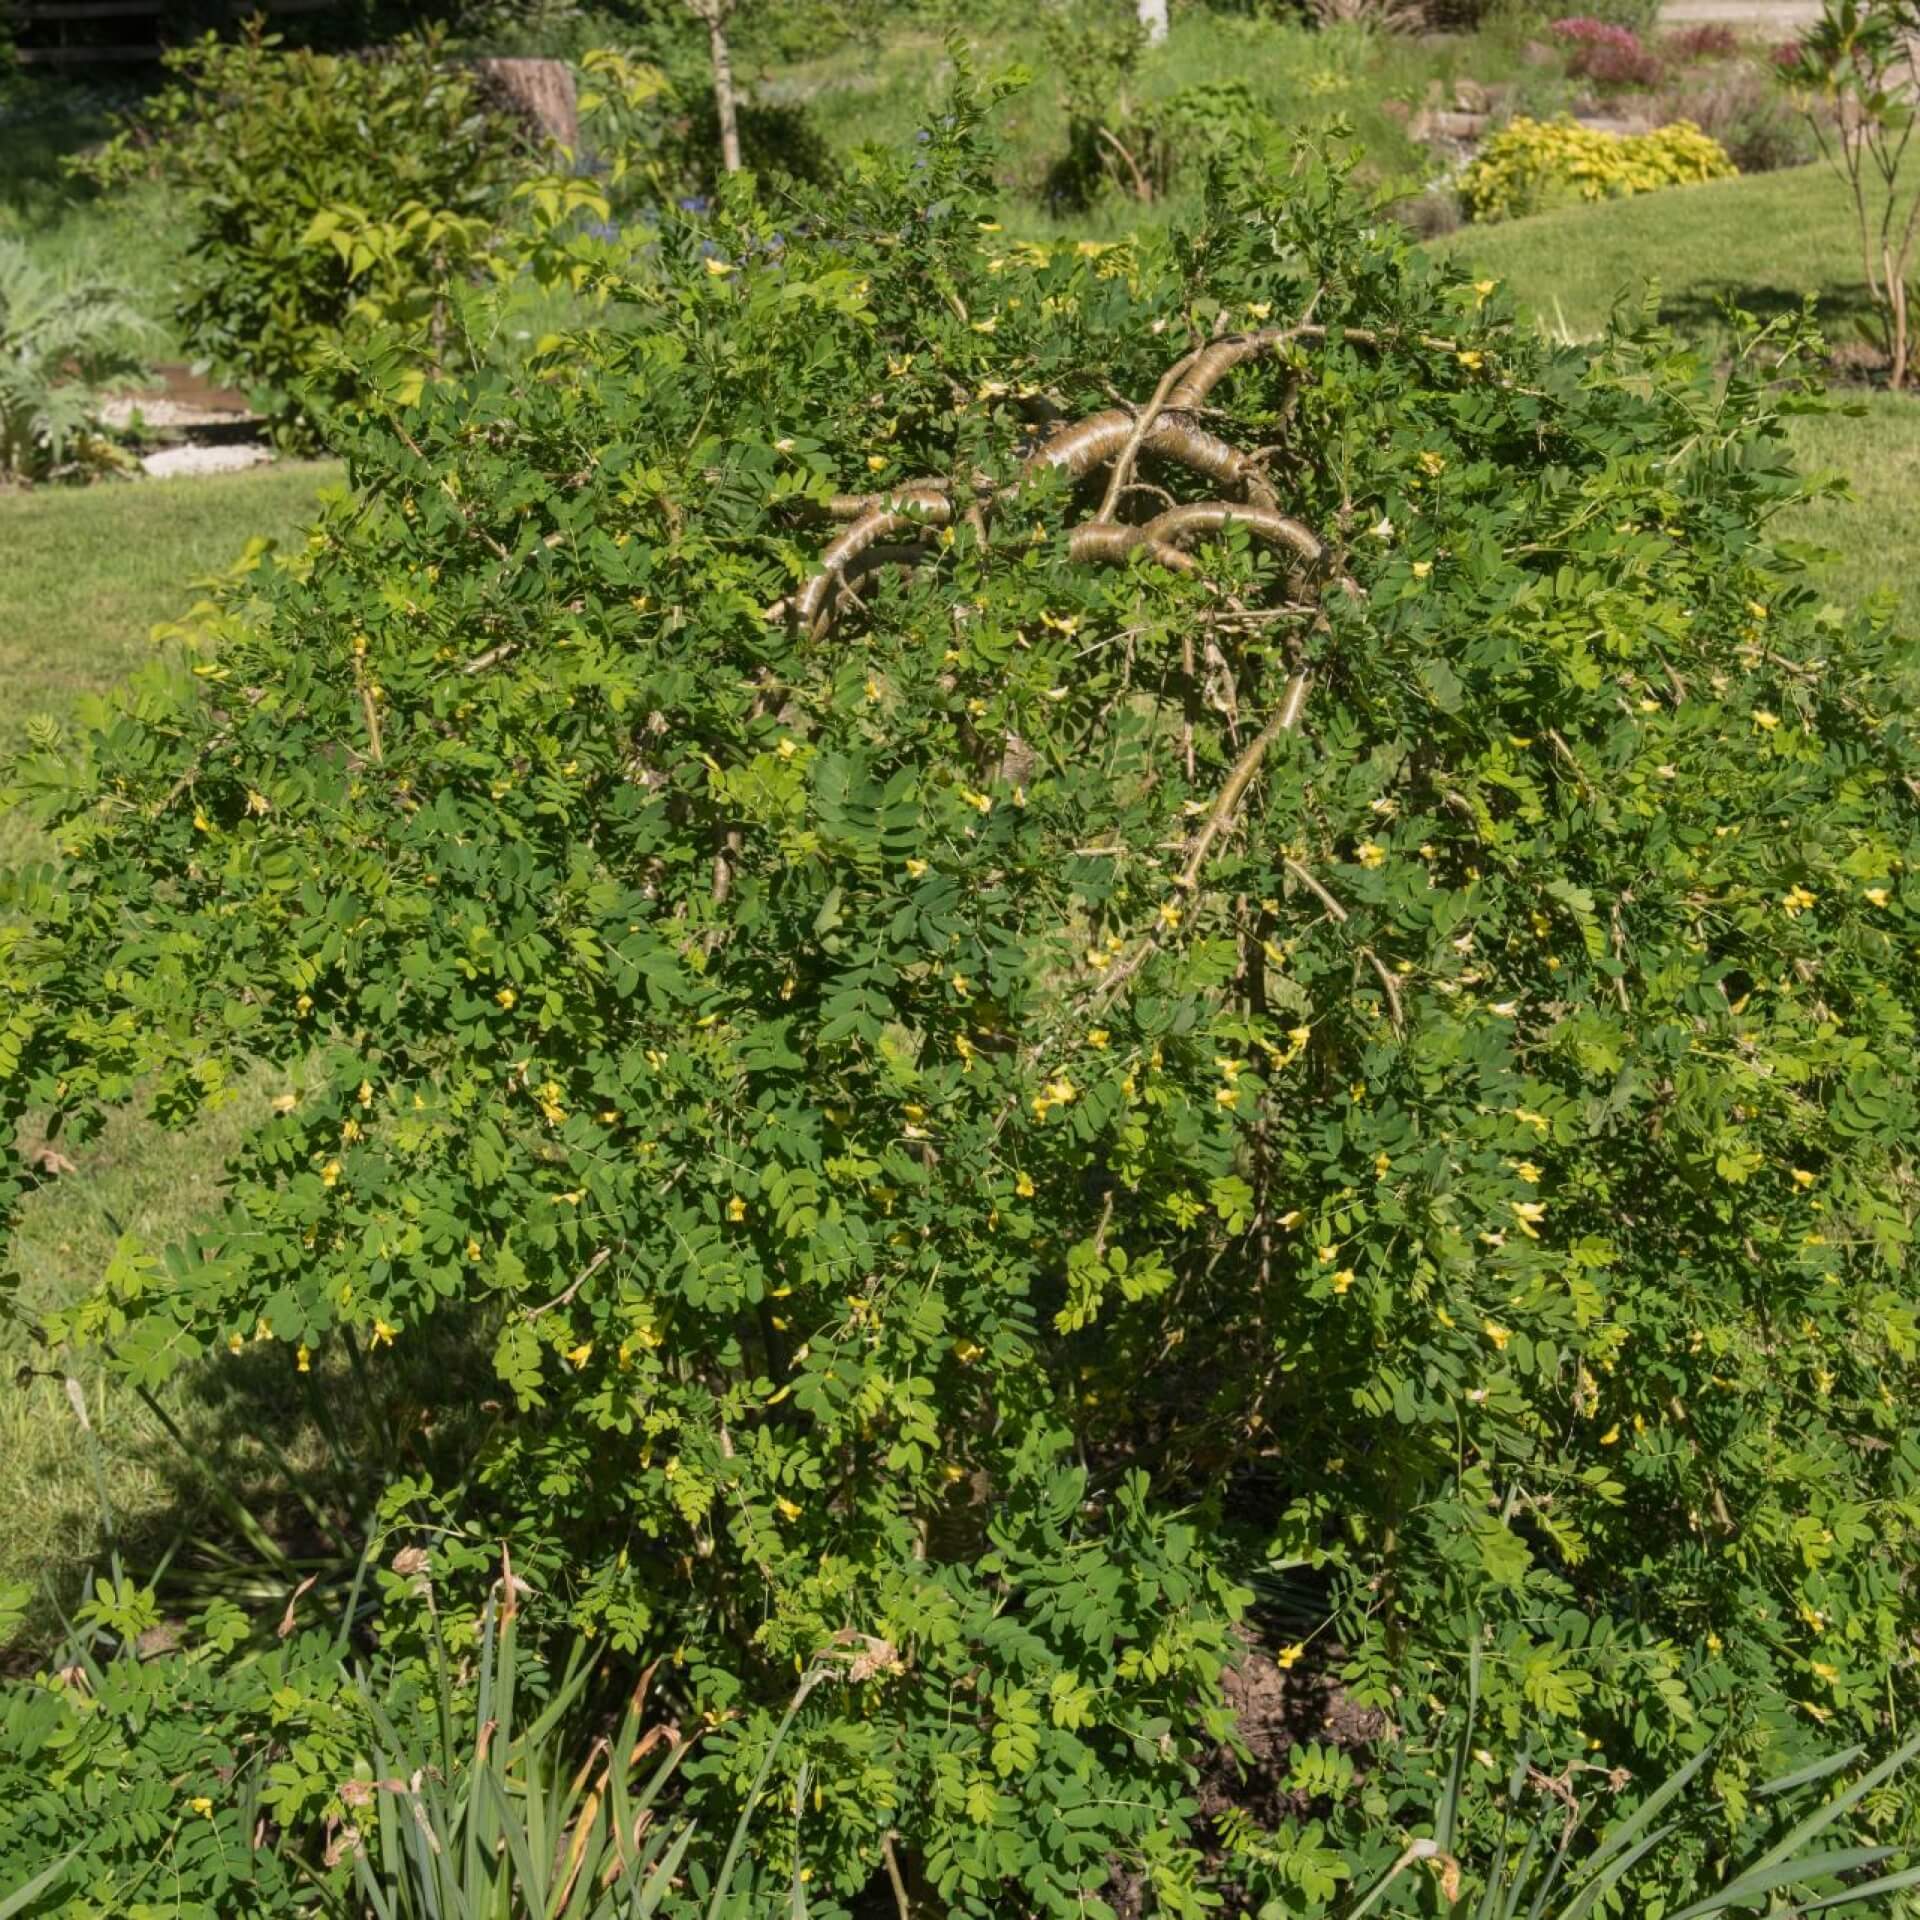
[74, 26, 532, 445]
[8, 76, 1920, 1916]
[1459, 113, 1735, 219]
[0, 234, 149, 483]
[1663, 20, 1741, 59]
[1549, 16, 1665, 88]
[1657, 67, 1815, 173]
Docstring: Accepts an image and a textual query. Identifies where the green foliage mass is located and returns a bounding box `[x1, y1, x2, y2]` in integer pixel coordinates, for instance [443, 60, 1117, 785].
[8, 78, 1920, 1913]
[1458, 115, 1738, 223]
[73, 27, 530, 445]
[0, 234, 150, 483]
[0, 1576, 370, 1915]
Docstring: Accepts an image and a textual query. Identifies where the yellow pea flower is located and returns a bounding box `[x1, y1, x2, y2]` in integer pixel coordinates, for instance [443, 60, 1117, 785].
[727, 1196, 748, 1222]
[1484, 1321, 1511, 1351]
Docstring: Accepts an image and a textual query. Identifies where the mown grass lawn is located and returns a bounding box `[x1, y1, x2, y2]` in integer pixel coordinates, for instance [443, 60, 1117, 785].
[1, 462, 340, 1643]
[1434, 163, 1920, 630]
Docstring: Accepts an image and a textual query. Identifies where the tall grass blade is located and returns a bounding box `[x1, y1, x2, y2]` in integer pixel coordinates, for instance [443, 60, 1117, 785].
[1436, 1636, 1481, 1857]
[1576, 1740, 1713, 1879]
[0, 1849, 76, 1919]
[1753, 1745, 1867, 1797]
[1668, 1845, 1896, 1920]
[1797, 1862, 1920, 1912]
[1740, 1726, 1920, 1883]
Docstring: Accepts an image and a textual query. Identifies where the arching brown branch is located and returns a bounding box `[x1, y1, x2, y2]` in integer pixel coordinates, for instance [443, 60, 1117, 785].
[1066, 520, 1198, 574]
[1142, 501, 1325, 570]
[1175, 672, 1311, 892]
[1166, 322, 1458, 411]
[1025, 407, 1274, 505]
[802, 541, 938, 635]
[1095, 353, 1197, 524]
[791, 488, 953, 629]
[826, 480, 952, 520]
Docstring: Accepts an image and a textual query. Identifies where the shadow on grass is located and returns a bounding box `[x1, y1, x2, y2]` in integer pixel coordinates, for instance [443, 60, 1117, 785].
[2, 1313, 505, 1674]
[1656, 279, 1879, 356]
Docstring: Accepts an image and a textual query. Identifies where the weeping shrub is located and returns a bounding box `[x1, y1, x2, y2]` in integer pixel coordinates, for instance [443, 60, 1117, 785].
[8, 80, 1920, 1914]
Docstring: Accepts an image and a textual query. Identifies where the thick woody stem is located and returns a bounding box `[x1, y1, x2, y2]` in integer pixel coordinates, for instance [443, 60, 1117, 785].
[1176, 672, 1311, 891]
[1166, 322, 1457, 411]
[1026, 408, 1274, 504]
[1143, 501, 1325, 570]
[826, 479, 952, 519]
[791, 488, 953, 629]
[1066, 521, 1198, 573]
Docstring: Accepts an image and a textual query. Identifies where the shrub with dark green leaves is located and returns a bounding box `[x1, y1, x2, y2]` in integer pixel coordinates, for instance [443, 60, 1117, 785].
[74, 25, 531, 444]
[10, 77, 1920, 1915]
[0, 1575, 367, 1914]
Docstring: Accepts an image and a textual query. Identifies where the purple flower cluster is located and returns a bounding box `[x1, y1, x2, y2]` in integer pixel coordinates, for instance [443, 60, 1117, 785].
[1549, 16, 1644, 49]
[1549, 16, 1664, 88]
[1664, 22, 1740, 60]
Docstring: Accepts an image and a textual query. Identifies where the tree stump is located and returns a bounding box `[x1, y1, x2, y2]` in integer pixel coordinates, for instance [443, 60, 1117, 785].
[478, 57, 578, 151]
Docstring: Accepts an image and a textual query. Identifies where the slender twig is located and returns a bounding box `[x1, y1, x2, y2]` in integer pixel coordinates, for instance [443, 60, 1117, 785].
[1095, 353, 1196, 525]
[881, 1832, 913, 1920]
[1176, 674, 1309, 891]
[1360, 946, 1404, 1034]
[1283, 857, 1349, 924]
[527, 1247, 611, 1319]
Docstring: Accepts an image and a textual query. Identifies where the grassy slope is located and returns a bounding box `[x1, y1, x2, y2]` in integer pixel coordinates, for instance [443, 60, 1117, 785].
[0, 464, 342, 754]
[765, 11, 1559, 236]
[1, 464, 340, 1637]
[1435, 164, 1920, 629]
[1433, 160, 1880, 345]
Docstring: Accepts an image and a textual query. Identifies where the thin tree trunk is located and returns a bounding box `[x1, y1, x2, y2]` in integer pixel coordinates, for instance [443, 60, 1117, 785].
[1138, 0, 1169, 44]
[706, 6, 742, 175]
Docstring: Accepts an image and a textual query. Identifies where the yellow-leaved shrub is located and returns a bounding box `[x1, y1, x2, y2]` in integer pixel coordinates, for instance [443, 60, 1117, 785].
[1459, 115, 1736, 222]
